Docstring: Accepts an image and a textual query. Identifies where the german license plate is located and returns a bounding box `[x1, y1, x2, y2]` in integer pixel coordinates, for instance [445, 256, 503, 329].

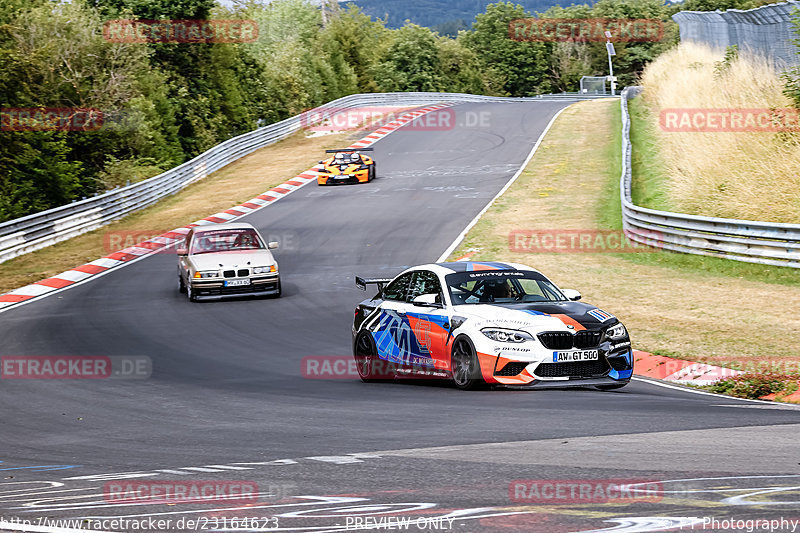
[553, 350, 599, 363]
[224, 279, 251, 287]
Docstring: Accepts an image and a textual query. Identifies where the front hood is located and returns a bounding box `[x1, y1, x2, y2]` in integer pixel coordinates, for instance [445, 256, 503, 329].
[452, 301, 616, 332]
[189, 250, 275, 271]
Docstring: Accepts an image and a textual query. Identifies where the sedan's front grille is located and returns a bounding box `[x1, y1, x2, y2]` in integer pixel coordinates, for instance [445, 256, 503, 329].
[533, 360, 609, 378]
[223, 270, 236, 278]
[237, 268, 249, 277]
[538, 330, 602, 349]
[495, 362, 529, 377]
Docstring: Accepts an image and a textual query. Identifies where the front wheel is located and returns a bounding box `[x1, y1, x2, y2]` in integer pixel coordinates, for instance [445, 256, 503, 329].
[451, 336, 484, 390]
[186, 282, 197, 302]
[368, 164, 376, 181]
[178, 274, 186, 293]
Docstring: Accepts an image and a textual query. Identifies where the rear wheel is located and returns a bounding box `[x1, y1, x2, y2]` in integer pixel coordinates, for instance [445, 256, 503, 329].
[354, 332, 394, 382]
[368, 164, 376, 181]
[178, 274, 186, 293]
[451, 336, 484, 391]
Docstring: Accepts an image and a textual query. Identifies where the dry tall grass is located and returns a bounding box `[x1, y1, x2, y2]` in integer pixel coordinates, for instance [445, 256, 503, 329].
[639, 42, 800, 223]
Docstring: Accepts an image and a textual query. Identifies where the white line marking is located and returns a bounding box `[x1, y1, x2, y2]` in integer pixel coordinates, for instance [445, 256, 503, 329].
[632, 376, 800, 407]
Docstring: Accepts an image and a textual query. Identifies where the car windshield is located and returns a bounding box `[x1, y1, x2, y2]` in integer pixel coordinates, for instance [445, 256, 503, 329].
[445, 270, 566, 305]
[190, 229, 264, 254]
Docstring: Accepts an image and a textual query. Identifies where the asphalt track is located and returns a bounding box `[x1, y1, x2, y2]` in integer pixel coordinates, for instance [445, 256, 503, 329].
[1, 102, 799, 532]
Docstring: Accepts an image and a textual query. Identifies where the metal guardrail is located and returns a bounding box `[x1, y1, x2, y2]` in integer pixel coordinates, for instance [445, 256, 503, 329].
[0, 91, 614, 264]
[620, 86, 800, 268]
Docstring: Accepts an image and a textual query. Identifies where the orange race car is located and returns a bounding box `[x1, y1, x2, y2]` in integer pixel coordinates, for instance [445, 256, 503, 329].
[316, 148, 375, 185]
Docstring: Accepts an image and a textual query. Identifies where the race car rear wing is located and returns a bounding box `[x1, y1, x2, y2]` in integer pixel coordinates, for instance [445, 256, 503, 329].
[355, 276, 393, 292]
[326, 148, 374, 153]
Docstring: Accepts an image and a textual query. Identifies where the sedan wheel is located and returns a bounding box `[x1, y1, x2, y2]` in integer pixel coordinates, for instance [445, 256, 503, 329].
[187, 283, 197, 302]
[178, 275, 186, 294]
[451, 337, 484, 391]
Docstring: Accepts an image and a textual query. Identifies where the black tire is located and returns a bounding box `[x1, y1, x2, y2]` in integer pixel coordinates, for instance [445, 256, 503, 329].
[595, 382, 629, 391]
[353, 332, 395, 382]
[271, 279, 282, 298]
[368, 164, 375, 181]
[178, 274, 186, 294]
[187, 282, 197, 302]
[451, 336, 485, 391]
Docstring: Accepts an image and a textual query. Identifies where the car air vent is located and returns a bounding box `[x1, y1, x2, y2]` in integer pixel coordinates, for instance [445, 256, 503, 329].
[537, 332, 574, 350]
[237, 269, 249, 277]
[534, 360, 609, 378]
[574, 330, 602, 349]
[223, 270, 236, 278]
[495, 362, 529, 377]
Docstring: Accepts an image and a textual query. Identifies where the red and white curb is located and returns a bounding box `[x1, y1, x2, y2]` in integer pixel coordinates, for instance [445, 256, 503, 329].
[0, 104, 451, 313]
[632, 350, 743, 386]
[633, 350, 800, 402]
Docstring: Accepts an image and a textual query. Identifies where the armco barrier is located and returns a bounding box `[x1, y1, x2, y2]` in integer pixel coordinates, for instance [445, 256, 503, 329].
[0, 91, 612, 264]
[620, 86, 800, 268]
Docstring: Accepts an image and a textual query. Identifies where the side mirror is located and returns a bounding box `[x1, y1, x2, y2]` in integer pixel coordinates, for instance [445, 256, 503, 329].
[412, 293, 443, 308]
[268, 241, 279, 250]
[562, 289, 581, 301]
[176, 247, 188, 256]
[318, 160, 324, 164]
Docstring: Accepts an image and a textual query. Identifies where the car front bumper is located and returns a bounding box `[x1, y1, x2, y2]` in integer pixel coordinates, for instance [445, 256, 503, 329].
[190, 274, 280, 299]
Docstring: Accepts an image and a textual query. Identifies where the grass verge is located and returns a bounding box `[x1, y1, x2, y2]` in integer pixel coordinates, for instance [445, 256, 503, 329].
[448, 98, 800, 367]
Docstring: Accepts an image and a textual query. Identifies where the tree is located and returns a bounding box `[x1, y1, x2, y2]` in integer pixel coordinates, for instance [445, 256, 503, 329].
[462, 2, 553, 96]
[372, 24, 445, 92]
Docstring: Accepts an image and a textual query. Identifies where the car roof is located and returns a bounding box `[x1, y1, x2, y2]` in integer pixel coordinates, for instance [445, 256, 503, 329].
[400, 261, 542, 277]
[192, 222, 257, 234]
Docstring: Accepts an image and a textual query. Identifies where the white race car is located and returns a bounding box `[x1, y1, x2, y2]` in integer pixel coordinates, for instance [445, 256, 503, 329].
[352, 261, 632, 390]
[177, 222, 280, 301]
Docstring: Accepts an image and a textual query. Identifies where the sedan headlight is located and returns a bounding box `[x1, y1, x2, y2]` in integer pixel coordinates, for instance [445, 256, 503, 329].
[194, 271, 217, 279]
[606, 322, 628, 340]
[253, 265, 277, 274]
[481, 328, 534, 343]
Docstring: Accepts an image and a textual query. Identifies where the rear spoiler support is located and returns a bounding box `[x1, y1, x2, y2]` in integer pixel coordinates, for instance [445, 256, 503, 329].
[355, 276, 393, 292]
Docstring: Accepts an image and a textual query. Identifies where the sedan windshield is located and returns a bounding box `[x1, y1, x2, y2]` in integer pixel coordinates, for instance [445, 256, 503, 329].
[445, 270, 566, 305]
[190, 229, 264, 254]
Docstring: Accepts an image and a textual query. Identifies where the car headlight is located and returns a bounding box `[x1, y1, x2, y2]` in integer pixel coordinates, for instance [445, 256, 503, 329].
[253, 266, 276, 274]
[194, 271, 217, 279]
[481, 328, 534, 343]
[606, 322, 628, 340]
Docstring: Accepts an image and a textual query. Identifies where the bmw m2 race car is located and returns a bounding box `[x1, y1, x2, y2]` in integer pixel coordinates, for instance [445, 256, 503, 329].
[177, 222, 280, 301]
[317, 148, 375, 185]
[352, 261, 633, 390]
